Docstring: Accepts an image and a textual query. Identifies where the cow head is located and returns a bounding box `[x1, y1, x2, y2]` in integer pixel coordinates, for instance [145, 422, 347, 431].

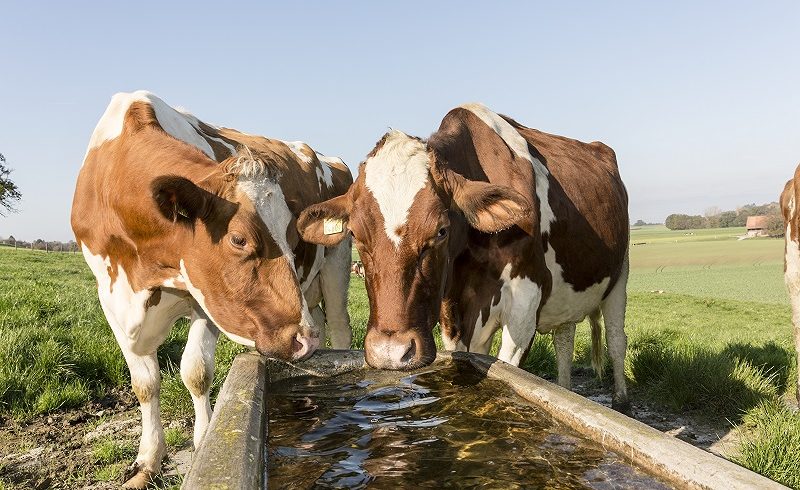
[297, 131, 528, 369]
[152, 151, 318, 361]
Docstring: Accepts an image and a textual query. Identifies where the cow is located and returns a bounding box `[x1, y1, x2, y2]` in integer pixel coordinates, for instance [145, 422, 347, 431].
[298, 103, 630, 411]
[781, 169, 800, 402]
[71, 91, 352, 488]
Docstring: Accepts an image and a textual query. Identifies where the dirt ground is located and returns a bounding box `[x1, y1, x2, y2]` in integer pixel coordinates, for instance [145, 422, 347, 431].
[569, 368, 743, 460]
[0, 389, 191, 490]
[0, 369, 744, 489]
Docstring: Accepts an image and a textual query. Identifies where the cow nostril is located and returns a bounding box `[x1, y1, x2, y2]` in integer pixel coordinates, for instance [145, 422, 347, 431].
[401, 339, 416, 364]
[292, 335, 304, 353]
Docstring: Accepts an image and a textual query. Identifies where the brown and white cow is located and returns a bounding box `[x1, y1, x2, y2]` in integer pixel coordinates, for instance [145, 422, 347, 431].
[71, 91, 352, 488]
[299, 103, 630, 410]
[781, 167, 800, 402]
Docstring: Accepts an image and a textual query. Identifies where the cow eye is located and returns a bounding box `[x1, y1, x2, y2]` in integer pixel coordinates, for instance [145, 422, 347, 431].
[230, 234, 247, 248]
[437, 227, 448, 239]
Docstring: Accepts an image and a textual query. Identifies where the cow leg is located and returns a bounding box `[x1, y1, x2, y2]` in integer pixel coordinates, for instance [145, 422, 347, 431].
[99, 290, 186, 489]
[119, 348, 165, 489]
[311, 305, 326, 345]
[320, 239, 352, 349]
[180, 304, 219, 450]
[784, 223, 800, 402]
[498, 322, 537, 366]
[497, 278, 541, 367]
[304, 277, 327, 345]
[552, 323, 577, 389]
[602, 253, 630, 413]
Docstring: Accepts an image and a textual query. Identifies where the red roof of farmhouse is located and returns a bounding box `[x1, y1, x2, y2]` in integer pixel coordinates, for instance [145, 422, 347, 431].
[746, 215, 768, 230]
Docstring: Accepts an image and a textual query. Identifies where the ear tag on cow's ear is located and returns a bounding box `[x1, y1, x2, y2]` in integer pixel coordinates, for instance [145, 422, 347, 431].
[323, 218, 344, 235]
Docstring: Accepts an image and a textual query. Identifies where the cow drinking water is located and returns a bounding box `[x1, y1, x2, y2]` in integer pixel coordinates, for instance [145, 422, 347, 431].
[71, 91, 352, 488]
[299, 103, 630, 411]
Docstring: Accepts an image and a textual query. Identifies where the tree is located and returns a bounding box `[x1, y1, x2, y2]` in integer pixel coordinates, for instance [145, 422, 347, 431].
[665, 214, 708, 230]
[766, 215, 785, 237]
[718, 211, 737, 228]
[0, 153, 21, 216]
[633, 219, 647, 227]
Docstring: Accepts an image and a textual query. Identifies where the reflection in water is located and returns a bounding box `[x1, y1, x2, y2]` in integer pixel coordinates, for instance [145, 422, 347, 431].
[267, 361, 670, 489]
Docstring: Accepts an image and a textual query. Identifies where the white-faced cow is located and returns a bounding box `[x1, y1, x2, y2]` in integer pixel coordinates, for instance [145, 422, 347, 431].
[71, 91, 352, 488]
[781, 168, 800, 402]
[299, 103, 630, 410]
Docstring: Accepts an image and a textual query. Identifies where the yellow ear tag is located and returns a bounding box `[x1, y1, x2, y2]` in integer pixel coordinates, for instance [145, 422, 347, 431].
[323, 218, 344, 235]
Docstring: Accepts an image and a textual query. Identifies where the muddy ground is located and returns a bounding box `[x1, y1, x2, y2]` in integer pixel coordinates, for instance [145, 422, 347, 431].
[0, 369, 742, 489]
[0, 389, 191, 490]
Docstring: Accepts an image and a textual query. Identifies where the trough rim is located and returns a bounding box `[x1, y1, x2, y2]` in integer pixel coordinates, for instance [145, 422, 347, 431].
[182, 349, 787, 490]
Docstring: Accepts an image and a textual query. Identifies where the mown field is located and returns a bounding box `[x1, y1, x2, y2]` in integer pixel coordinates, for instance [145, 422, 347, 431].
[1, 225, 799, 488]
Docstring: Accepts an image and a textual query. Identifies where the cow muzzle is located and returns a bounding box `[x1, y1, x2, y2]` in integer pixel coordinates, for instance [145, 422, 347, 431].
[292, 332, 319, 361]
[364, 328, 434, 370]
[254, 325, 319, 361]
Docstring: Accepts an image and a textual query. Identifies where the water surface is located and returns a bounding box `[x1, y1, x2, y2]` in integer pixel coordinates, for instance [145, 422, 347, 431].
[266, 361, 671, 489]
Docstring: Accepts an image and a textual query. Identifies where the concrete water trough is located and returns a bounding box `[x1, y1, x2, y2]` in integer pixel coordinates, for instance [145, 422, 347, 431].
[183, 350, 786, 489]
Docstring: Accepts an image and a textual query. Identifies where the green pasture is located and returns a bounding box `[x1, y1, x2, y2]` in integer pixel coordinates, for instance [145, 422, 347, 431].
[1, 225, 799, 487]
[629, 225, 786, 305]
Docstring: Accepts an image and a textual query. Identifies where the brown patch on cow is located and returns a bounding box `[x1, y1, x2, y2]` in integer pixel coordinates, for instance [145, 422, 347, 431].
[72, 94, 352, 359]
[182, 360, 213, 397]
[145, 288, 162, 309]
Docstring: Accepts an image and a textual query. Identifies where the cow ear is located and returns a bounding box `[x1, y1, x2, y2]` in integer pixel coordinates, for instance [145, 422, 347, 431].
[151, 175, 209, 223]
[445, 170, 530, 234]
[297, 194, 351, 247]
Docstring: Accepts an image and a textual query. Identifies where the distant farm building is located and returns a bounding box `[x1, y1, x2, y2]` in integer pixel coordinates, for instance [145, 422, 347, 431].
[746, 215, 769, 237]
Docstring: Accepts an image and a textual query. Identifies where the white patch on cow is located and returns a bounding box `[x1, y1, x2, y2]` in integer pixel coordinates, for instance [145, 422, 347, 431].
[161, 274, 186, 289]
[237, 177, 294, 257]
[282, 141, 313, 164]
[85, 91, 150, 161]
[315, 153, 339, 189]
[441, 334, 458, 351]
[177, 109, 236, 159]
[81, 244, 151, 342]
[364, 130, 430, 247]
[495, 264, 542, 366]
[468, 263, 542, 363]
[282, 141, 337, 190]
[469, 308, 498, 355]
[179, 259, 256, 348]
[85, 90, 232, 164]
[460, 103, 555, 234]
[237, 174, 317, 334]
[537, 247, 610, 330]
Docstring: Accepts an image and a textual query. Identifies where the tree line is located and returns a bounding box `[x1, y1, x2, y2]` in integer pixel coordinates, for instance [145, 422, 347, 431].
[0, 236, 78, 252]
[664, 202, 783, 234]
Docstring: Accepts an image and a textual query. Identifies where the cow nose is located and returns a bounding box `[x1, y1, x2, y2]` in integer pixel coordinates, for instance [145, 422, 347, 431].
[254, 324, 319, 361]
[292, 332, 319, 361]
[365, 328, 430, 370]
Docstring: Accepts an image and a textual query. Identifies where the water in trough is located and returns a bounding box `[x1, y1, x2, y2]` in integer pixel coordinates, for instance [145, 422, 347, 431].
[266, 361, 671, 489]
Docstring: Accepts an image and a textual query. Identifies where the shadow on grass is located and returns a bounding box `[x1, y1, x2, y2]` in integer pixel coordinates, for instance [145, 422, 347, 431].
[627, 332, 794, 422]
[516, 329, 795, 426]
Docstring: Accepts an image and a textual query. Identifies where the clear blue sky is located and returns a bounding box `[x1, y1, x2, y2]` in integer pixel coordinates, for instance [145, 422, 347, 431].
[1, 1, 798, 241]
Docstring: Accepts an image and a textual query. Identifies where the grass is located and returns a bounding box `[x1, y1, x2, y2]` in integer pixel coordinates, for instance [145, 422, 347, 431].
[736, 400, 800, 489]
[1, 225, 799, 487]
[0, 250, 127, 417]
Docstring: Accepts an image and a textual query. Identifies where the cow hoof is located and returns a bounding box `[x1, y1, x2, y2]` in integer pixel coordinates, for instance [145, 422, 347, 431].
[122, 462, 155, 489]
[612, 399, 632, 416]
